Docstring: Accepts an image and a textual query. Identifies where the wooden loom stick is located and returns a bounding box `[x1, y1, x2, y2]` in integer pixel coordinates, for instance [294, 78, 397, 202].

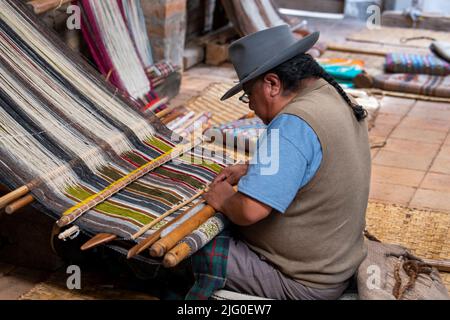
[27, 0, 71, 14]
[82, 176, 208, 251]
[326, 43, 387, 57]
[155, 105, 176, 119]
[161, 110, 184, 125]
[80, 233, 118, 251]
[163, 242, 191, 268]
[148, 185, 236, 258]
[5, 194, 35, 214]
[126, 199, 206, 258]
[56, 137, 203, 227]
[149, 204, 216, 257]
[0, 186, 29, 210]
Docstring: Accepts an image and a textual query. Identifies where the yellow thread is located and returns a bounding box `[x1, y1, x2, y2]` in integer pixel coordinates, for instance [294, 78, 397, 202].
[61, 138, 201, 218]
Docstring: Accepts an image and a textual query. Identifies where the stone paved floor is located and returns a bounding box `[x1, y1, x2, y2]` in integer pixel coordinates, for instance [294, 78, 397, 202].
[369, 97, 450, 212]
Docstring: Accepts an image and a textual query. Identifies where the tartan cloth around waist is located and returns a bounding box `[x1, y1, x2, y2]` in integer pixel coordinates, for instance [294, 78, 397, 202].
[185, 229, 232, 300]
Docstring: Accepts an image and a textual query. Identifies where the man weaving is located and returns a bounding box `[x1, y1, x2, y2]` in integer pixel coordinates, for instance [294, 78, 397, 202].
[202, 25, 371, 300]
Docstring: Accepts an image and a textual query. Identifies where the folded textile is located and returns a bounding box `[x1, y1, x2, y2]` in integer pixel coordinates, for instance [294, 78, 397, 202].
[373, 73, 450, 98]
[147, 60, 177, 80]
[385, 53, 450, 76]
[318, 58, 364, 81]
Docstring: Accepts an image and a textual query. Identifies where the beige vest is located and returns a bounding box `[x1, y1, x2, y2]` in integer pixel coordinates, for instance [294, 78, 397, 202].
[238, 78, 371, 289]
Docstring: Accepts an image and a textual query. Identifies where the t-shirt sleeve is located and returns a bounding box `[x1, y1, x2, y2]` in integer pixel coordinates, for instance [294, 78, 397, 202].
[237, 114, 322, 213]
[238, 134, 309, 213]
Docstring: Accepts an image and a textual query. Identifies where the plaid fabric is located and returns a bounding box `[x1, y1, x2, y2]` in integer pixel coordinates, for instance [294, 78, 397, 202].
[185, 229, 231, 300]
[385, 53, 450, 76]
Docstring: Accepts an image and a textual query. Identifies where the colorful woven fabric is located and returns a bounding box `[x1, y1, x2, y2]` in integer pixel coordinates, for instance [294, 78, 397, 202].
[147, 60, 177, 79]
[373, 73, 450, 98]
[180, 213, 230, 257]
[385, 53, 450, 76]
[0, 0, 233, 255]
[186, 229, 231, 300]
[430, 41, 450, 63]
[317, 58, 364, 81]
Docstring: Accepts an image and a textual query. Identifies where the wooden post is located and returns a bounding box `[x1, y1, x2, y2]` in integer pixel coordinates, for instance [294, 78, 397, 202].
[27, 0, 72, 14]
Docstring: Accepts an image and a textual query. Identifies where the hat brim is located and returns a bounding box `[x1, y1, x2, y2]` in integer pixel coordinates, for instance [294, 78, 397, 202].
[220, 31, 320, 101]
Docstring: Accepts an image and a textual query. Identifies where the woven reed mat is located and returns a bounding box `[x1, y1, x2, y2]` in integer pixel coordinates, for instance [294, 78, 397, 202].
[185, 82, 253, 126]
[366, 201, 450, 292]
[347, 27, 450, 49]
[18, 269, 158, 300]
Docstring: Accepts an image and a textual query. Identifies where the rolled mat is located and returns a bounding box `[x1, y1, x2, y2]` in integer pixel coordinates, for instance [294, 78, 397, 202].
[373, 73, 450, 98]
[385, 53, 450, 76]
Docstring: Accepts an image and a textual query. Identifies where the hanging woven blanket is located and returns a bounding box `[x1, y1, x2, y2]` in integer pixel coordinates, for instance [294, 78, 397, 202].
[78, 0, 166, 111]
[373, 73, 450, 98]
[385, 53, 450, 76]
[0, 0, 234, 263]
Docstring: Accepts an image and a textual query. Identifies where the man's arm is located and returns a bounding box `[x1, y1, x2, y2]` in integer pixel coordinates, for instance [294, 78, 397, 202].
[203, 180, 272, 226]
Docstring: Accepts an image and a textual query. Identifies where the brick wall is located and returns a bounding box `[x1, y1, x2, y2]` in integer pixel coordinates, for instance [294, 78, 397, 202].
[142, 0, 187, 68]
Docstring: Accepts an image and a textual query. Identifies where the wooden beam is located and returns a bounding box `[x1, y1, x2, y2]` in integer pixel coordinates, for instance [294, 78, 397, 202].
[27, 0, 72, 15]
[382, 10, 450, 31]
[423, 259, 450, 273]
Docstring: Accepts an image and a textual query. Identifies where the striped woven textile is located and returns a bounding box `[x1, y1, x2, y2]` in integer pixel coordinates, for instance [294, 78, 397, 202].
[147, 60, 177, 80]
[317, 58, 364, 88]
[385, 53, 450, 76]
[373, 73, 450, 98]
[0, 0, 233, 252]
[78, 0, 167, 111]
[178, 213, 230, 258]
[209, 117, 266, 153]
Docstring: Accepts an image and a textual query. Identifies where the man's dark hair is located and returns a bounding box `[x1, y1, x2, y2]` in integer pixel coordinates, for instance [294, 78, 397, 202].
[269, 53, 367, 121]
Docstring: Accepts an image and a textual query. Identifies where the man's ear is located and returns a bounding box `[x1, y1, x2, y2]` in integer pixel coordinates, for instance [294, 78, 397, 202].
[263, 73, 282, 97]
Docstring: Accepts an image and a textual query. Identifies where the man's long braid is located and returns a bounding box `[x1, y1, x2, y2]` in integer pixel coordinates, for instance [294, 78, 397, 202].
[319, 71, 368, 121]
[271, 53, 367, 121]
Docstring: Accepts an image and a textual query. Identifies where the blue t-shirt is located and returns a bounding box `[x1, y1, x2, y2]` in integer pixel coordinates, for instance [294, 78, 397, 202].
[238, 114, 323, 213]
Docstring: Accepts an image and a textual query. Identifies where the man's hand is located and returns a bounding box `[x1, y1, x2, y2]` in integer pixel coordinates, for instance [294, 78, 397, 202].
[213, 164, 249, 185]
[203, 180, 235, 212]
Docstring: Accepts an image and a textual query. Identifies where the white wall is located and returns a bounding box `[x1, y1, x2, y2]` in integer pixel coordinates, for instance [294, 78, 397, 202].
[389, 0, 450, 14]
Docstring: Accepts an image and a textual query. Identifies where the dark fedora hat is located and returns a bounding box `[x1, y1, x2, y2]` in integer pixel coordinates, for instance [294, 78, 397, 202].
[221, 25, 320, 101]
